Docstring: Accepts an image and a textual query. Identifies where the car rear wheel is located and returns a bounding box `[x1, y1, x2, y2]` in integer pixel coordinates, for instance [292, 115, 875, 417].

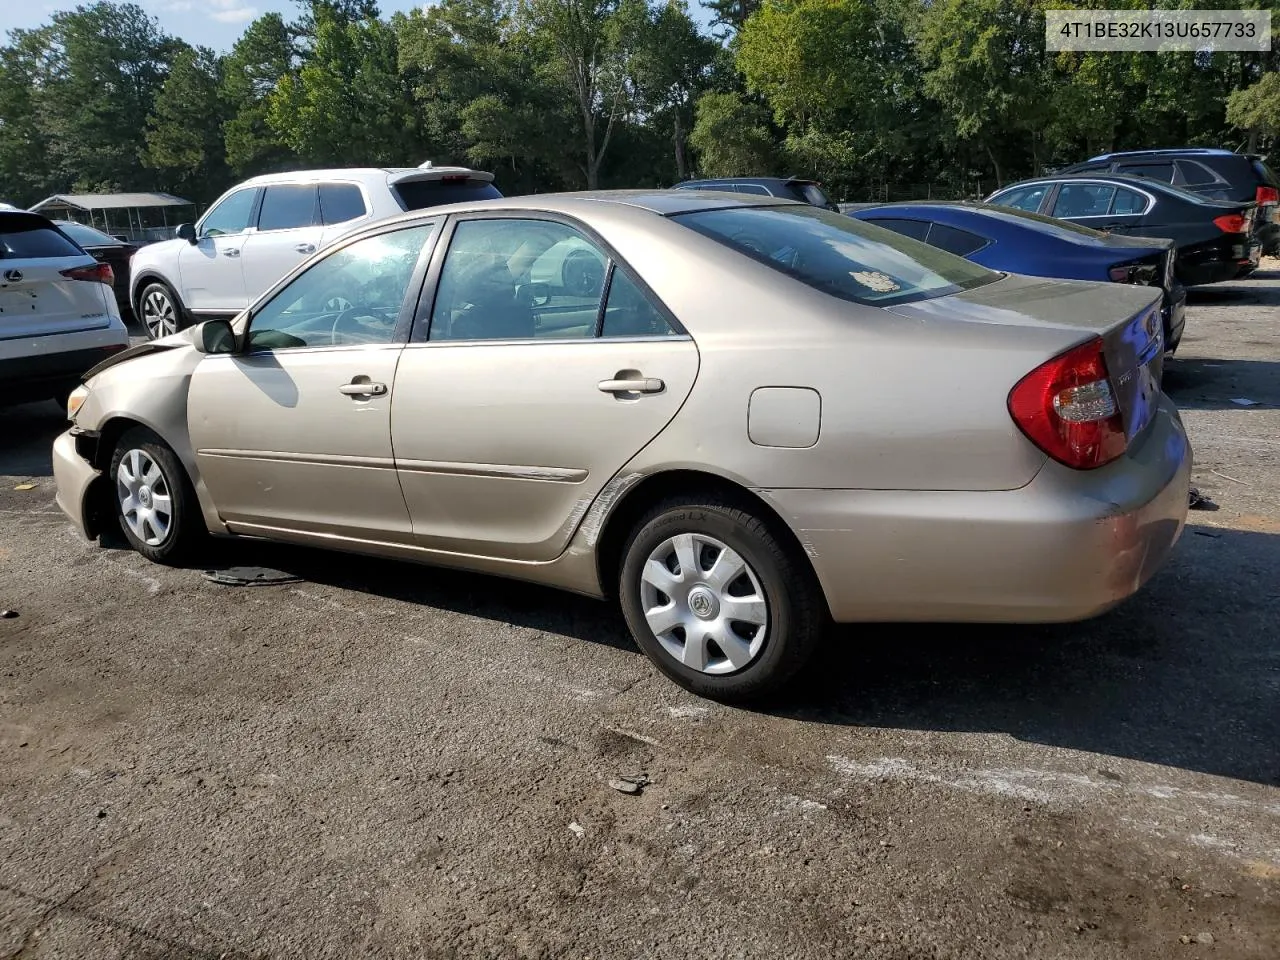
[618, 496, 825, 702]
[138, 281, 186, 340]
[110, 427, 203, 564]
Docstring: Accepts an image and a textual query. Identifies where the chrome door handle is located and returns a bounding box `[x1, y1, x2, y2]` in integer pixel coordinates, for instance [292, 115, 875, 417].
[338, 381, 387, 397]
[295, 243, 316, 254]
[598, 377, 664, 394]
[222, 248, 240, 258]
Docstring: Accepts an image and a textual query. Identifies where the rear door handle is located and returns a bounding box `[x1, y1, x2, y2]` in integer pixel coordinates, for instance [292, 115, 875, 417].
[339, 381, 387, 397]
[295, 243, 316, 254]
[222, 248, 240, 258]
[598, 377, 664, 394]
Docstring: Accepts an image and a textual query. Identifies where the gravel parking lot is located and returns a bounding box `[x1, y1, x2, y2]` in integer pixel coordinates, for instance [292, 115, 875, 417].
[2, 275, 1278, 960]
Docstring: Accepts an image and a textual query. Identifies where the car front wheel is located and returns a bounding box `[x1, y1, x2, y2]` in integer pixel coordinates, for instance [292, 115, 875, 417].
[618, 496, 826, 702]
[110, 427, 203, 564]
[138, 281, 187, 340]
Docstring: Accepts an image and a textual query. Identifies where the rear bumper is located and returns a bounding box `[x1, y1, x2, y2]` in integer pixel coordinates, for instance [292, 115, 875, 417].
[53, 428, 104, 541]
[0, 322, 130, 404]
[763, 396, 1191, 623]
[1176, 238, 1257, 286]
[1162, 284, 1186, 354]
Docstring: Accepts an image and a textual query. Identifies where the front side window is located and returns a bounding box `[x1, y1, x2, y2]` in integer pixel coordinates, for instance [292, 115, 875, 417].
[247, 224, 433, 350]
[991, 185, 1047, 213]
[200, 189, 257, 238]
[430, 219, 609, 341]
[257, 184, 317, 232]
[1052, 184, 1116, 218]
[673, 205, 996, 306]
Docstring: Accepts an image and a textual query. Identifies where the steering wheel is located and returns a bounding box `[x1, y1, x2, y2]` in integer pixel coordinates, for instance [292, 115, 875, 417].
[330, 306, 372, 342]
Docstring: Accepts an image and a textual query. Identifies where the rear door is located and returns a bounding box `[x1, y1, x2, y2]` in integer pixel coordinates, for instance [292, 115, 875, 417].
[0, 214, 112, 340]
[238, 183, 325, 301]
[390, 214, 699, 562]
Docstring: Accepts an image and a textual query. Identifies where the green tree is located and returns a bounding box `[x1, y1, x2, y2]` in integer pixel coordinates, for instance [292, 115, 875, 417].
[269, 6, 424, 166]
[34, 2, 182, 191]
[688, 90, 778, 176]
[0, 29, 55, 205]
[144, 46, 228, 201]
[222, 13, 297, 175]
[1228, 72, 1280, 152]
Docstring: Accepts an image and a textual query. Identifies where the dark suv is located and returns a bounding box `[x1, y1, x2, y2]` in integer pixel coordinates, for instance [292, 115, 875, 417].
[1057, 148, 1280, 255]
[673, 177, 839, 211]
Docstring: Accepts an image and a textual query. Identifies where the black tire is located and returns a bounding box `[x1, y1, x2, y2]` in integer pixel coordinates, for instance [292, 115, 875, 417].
[136, 280, 188, 340]
[618, 496, 826, 703]
[109, 426, 204, 565]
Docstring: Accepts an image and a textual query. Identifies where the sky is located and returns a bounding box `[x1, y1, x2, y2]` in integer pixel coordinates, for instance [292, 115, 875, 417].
[3, 0, 716, 50]
[2, 0, 439, 51]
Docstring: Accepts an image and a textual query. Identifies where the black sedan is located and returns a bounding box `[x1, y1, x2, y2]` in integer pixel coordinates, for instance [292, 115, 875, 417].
[847, 201, 1187, 355]
[985, 173, 1259, 286]
[52, 220, 138, 315]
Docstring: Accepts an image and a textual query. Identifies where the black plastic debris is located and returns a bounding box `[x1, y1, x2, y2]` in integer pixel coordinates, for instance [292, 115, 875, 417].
[202, 567, 302, 587]
[1188, 488, 1218, 511]
[0, 609, 17, 619]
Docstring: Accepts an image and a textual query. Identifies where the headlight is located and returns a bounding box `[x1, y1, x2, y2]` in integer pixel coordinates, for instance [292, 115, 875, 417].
[66, 384, 90, 421]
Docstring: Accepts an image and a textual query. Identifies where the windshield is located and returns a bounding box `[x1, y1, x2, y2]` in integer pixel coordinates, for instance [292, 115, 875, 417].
[673, 205, 998, 306]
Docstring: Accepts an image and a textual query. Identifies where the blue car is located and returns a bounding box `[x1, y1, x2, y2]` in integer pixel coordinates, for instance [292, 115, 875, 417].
[846, 201, 1187, 355]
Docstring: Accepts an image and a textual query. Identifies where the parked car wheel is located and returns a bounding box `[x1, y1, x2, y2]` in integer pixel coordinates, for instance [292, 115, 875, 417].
[138, 281, 188, 340]
[110, 427, 203, 564]
[618, 496, 825, 702]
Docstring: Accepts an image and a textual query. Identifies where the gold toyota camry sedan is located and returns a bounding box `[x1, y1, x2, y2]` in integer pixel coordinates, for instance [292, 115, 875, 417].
[53, 191, 1191, 701]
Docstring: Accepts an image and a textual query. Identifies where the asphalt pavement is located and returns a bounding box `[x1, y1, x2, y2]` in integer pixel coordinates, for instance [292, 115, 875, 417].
[1, 272, 1277, 959]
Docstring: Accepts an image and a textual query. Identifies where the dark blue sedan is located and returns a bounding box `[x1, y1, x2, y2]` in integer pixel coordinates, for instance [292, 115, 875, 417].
[845, 201, 1187, 354]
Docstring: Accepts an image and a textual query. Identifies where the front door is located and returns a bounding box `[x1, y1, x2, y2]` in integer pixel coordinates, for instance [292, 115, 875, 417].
[187, 221, 439, 541]
[178, 186, 258, 313]
[391, 215, 699, 562]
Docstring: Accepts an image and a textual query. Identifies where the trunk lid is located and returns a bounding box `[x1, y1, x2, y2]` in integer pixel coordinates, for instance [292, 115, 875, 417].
[888, 272, 1165, 443]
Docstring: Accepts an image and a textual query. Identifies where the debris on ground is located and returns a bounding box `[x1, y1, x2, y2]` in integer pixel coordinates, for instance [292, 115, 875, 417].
[202, 567, 302, 587]
[0, 609, 17, 619]
[568, 821, 584, 837]
[1188, 488, 1217, 510]
[1230, 397, 1259, 406]
[1211, 469, 1248, 485]
[1196, 932, 1215, 945]
[609, 774, 650, 795]
[12, 483, 35, 491]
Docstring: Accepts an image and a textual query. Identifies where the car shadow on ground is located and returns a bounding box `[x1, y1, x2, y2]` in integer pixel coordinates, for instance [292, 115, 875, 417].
[215, 524, 1280, 789]
[0, 400, 63, 477]
[1163, 356, 1279, 410]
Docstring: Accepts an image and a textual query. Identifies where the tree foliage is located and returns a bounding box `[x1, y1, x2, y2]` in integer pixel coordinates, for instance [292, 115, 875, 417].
[0, 0, 1274, 208]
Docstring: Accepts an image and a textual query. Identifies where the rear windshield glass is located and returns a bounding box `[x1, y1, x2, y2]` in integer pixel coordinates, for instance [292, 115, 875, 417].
[0, 216, 84, 259]
[392, 179, 502, 211]
[673, 205, 998, 306]
[57, 222, 120, 247]
[1252, 159, 1278, 187]
[973, 204, 1108, 240]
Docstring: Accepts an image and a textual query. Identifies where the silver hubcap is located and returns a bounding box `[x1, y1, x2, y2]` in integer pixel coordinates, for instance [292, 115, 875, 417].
[639, 533, 769, 675]
[117, 449, 173, 547]
[142, 290, 177, 338]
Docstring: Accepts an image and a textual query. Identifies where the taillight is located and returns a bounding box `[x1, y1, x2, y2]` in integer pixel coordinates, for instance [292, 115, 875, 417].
[1255, 185, 1278, 205]
[1109, 266, 1133, 283]
[1008, 337, 1127, 470]
[1212, 212, 1249, 234]
[1108, 262, 1158, 285]
[61, 262, 114, 286]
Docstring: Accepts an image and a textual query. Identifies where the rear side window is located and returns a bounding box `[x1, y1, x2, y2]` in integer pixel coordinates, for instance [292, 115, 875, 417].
[864, 217, 930, 241]
[258, 184, 318, 231]
[735, 183, 772, 196]
[1178, 160, 1220, 186]
[319, 183, 368, 225]
[1111, 187, 1148, 215]
[1052, 183, 1115, 218]
[674, 205, 997, 307]
[926, 222, 987, 257]
[1251, 159, 1278, 186]
[1116, 162, 1174, 182]
[0, 216, 84, 258]
[392, 179, 502, 211]
[796, 183, 832, 208]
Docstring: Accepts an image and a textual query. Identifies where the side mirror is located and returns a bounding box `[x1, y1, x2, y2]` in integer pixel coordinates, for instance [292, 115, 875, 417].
[176, 223, 197, 244]
[193, 319, 236, 354]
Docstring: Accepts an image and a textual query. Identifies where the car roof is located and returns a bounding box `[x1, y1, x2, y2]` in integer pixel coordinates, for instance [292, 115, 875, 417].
[239, 165, 490, 186]
[678, 176, 819, 187]
[1086, 147, 1242, 161]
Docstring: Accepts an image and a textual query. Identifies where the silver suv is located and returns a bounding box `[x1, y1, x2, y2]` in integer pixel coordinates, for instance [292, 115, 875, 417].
[128, 163, 499, 339]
